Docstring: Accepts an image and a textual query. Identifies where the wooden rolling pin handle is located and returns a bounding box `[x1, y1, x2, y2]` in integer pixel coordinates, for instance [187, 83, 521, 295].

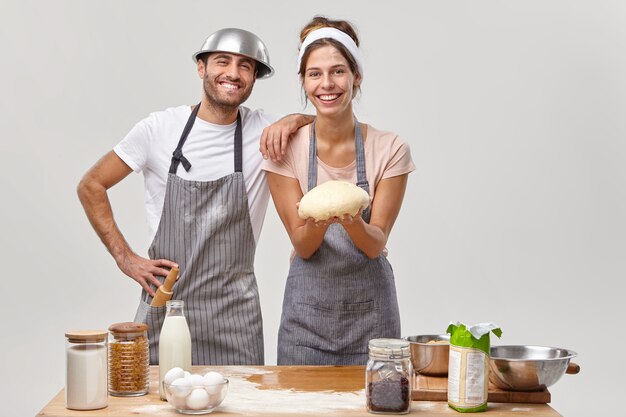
[566, 362, 580, 374]
[150, 267, 179, 307]
[162, 266, 180, 292]
[150, 288, 173, 307]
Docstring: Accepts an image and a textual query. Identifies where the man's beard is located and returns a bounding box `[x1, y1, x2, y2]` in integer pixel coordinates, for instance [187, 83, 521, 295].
[203, 75, 253, 113]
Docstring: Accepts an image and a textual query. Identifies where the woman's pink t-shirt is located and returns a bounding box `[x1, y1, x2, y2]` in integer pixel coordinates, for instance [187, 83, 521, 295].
[262, 123, 415, 197]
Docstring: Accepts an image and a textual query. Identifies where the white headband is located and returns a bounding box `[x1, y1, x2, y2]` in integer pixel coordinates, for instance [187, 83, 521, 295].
[297, 27, 364, 78]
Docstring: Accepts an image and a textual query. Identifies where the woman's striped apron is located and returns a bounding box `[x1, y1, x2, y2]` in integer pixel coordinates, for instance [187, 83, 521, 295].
[277, 121, 401, 365]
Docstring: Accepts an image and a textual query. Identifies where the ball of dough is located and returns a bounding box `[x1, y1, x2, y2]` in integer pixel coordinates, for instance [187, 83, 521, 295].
[298, 180, 370, 221]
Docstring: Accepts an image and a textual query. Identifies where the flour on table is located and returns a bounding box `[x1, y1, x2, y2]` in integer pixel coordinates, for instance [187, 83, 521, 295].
[221, 374, 365, 414]
[129, 404, 171, 414]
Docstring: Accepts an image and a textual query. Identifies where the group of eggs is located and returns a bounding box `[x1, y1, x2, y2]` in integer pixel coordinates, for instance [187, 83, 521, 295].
[163, 367, 227, 411]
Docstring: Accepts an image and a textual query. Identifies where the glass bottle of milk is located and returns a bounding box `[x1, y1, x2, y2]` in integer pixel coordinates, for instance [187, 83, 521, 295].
[158, 299, 192, 400]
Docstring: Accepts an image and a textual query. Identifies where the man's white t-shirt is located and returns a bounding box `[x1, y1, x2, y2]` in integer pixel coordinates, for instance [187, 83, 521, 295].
[114, 105, 281, 244]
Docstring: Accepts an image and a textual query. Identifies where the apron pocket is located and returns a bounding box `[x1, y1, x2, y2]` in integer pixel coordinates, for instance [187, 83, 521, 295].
[291, 300, 381, 354]
[134, 300, 166, 365]
[302, 299, 376, 312]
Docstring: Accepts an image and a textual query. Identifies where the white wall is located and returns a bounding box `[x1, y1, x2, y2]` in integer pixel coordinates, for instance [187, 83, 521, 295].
[1, 1, 624, 416]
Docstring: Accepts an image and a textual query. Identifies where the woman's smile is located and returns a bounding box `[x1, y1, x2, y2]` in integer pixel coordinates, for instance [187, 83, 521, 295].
[318, 93, 341, 102]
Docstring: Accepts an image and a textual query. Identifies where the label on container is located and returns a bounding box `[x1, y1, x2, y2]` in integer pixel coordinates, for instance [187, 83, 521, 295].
[447, 345, 488, 409]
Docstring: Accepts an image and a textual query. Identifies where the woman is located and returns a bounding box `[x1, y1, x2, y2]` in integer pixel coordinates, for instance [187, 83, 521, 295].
[262, 16, 415, 365]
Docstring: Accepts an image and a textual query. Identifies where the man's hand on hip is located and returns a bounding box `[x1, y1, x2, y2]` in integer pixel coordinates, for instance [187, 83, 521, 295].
[118, 252, 178, 297]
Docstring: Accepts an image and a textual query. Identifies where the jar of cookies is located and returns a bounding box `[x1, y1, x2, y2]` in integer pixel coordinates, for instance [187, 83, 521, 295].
[108, 322, 149, 396]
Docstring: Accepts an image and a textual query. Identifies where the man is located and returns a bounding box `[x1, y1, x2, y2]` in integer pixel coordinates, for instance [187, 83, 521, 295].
[77, 28, 311, 365]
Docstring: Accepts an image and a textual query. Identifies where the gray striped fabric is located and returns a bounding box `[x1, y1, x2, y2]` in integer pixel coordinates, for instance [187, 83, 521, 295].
[135, 172, 264, 366]
[277, 120, 401, 366]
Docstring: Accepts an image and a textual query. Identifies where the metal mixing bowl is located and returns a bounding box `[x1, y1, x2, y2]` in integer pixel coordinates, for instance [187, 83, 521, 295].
[404, 334, 450, 376]
[192, 28, 274, 78]
[489, 345, 579, 391]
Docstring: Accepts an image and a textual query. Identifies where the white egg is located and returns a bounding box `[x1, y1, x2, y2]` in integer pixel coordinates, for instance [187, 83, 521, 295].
[186, 373, 205, 387]
[184, 371, 191, 378]
[203, 371, 224, 394]
[163, 367, 185, 385]
[168, 377, 192, 398]
[186, 388, 210, 410]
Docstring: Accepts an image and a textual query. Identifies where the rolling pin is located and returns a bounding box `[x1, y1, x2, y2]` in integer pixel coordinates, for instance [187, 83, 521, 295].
[150, 267, 180, 307]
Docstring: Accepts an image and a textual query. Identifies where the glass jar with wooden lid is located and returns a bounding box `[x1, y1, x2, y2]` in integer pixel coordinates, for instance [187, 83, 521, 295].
[65, 330, 108, 410]
[108, 322, 149, 396]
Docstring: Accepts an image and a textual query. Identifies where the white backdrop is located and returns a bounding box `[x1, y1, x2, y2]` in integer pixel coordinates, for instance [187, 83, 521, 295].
[1, 1, 624, 416]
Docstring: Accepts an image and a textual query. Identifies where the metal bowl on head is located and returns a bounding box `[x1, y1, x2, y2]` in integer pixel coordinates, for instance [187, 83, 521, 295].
[403, 334, 450, 376]
[489, 345, 580, 391]
[192, 28, 274, 79]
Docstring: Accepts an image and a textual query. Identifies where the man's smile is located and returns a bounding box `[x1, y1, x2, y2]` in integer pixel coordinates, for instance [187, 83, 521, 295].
[219, 80, 241, 90]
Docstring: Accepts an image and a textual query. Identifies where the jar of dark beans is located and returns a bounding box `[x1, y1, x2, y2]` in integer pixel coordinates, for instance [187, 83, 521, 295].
[366, 338, 412, 414]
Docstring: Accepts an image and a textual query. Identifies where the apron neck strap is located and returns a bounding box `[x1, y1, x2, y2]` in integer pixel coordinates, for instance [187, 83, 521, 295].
[233, 111, 243, 173]
[169, 103, 200, 174]
[307, 119, 371, 220]
[307, 123, 317, 192]
[308, 117, 370, 223]
[354, 121, 369, 193]
[307, 119, 369, 193]
[169, 104, 243, 174]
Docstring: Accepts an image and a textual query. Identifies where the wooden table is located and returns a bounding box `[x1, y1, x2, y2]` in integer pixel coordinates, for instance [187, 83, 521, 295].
[37, 366, 562, 417]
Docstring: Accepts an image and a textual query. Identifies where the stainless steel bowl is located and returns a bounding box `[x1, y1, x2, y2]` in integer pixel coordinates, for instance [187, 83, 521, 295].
[192, 28, 274, 78]
[489, 345, 580, 391]
[404, 334, 450, 376]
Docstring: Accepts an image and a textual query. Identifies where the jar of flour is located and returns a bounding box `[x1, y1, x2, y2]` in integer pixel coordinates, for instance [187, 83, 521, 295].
[65, 330, 108, 410]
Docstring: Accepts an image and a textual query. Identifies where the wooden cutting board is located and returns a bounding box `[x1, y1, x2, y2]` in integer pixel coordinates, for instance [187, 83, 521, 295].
[412, 374, 551, 403]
